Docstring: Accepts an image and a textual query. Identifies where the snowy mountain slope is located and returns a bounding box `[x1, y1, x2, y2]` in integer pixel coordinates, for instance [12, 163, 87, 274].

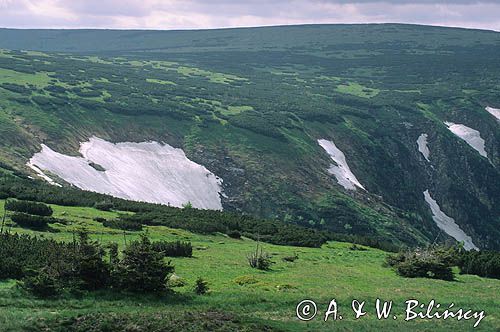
[28, 137, 223, 209]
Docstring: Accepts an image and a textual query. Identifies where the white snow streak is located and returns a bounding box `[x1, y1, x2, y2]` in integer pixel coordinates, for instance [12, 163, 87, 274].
[423, 190, 478, 251]
[485, 106, 500, 121]
[28, 137, 223, 210]
[318, 139, 365, 191]
[417, 133, 430, 162]
[444, 122, 488, 158]
[26, 163, 62, 187]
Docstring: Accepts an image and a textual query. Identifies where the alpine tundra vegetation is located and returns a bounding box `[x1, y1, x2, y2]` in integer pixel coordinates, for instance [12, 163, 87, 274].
[0, 23, 499, 331]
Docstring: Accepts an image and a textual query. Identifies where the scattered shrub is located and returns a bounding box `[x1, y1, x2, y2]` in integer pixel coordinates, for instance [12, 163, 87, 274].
[282, 254, 298, 262]
[152, 241, 192, 257]
[119, 209, 328, 248]
[93, 217, 107, 223]
[102, 219, 142, 231]
[31, 96, 53, 106]
[0, 83, 32, 95]
[71, 232, 110, 290]
[0, 233, 64, 280]
[227, 230, 241, 239]
[107, 243, 119, 266]
[194, 277, 209, 295]
[15, 231, 111, 297]
[234, 275, 259, 286]
[0, 232, 177, 297]
[5, 199, 53, 216]
[113, 235, 174, 293]
[94, 201, 114, 211]
[10, 212, 50, 230]
[73, 89, 101, 98]
[349, 243, 368, 251]
[247, 244, 273, 271]
[229, 111, 288, 141]
[386, 246, 455, 281]
[21, 266, 60, 298]
[458, 250, 500, 279]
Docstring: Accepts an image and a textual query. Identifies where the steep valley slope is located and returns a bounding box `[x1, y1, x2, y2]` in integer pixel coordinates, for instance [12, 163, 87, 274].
[0, 24, 498, 249]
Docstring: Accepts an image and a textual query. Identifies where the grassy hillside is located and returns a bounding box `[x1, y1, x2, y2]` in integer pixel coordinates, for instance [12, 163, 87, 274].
[0, 199, 498, 331]
[0, 24, 498, 251]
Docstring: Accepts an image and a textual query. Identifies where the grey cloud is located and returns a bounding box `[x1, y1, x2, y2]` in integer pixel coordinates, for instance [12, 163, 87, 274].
[56, 0, 153, 17]
[316, 0, 500, 3]
[0, 0, 499, 31]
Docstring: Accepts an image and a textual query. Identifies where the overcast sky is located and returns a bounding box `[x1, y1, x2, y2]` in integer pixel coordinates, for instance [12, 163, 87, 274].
[0, 0, 499, 31]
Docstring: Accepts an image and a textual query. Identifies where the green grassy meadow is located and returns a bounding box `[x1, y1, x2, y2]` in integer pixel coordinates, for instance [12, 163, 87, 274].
[0, 200, 498, 331]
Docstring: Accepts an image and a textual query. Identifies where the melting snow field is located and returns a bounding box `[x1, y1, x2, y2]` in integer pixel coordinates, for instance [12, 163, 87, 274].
[28, 137, 223, 210]
[318, 139, 365, 191]
[423, 190, 477, 250]
[444, 122, 488, 158]
[485, 106, 500, 121]
[416, 133, 430, 162]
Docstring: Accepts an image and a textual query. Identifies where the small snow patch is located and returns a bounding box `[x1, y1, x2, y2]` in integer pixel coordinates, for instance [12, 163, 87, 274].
[28, 137, 224, 210]
[318, 139, 365, 191]
[485, 106, 500, 121]
[423, 190, 478, 250]
[444, 122, 488, 158]
[417, 133, 430, 162]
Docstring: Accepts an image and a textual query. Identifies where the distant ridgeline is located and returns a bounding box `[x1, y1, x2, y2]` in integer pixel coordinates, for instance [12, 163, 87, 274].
[0, 24, 498, 250]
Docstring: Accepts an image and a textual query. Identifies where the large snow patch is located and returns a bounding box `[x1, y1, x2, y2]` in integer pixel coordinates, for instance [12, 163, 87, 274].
[444, 122, 488, 158]
[423, 190, 477, 250]
[318, 139, 365, 191]
[416, 133, 430, 162]
[485, 106, 500, 121]
[28, 137, 223, 210]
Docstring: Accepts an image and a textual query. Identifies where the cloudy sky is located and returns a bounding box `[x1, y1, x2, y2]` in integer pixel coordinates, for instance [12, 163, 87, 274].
[0, 0, 499, 31]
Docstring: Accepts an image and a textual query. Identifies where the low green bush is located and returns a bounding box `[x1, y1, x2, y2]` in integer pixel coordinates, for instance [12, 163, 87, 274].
[0, 232, 176, 297]
[282, 254, 298, 262]
[386, 246, 455, 281]
[458, 250, 500, 279]
[5, 199, 53, 216]
[102, 219, 142, 231]
[93, 201, 114, 211]
[194, 277, 209, 295]
[227, 230, 241, 239]
[152, 241, 192, 257]
[112, 236, 174, 293]
[21, 266, 61, 298]
[10, 212, 50, 230]
[247, 244, 273, 271]
[234, 275, 259, 286]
